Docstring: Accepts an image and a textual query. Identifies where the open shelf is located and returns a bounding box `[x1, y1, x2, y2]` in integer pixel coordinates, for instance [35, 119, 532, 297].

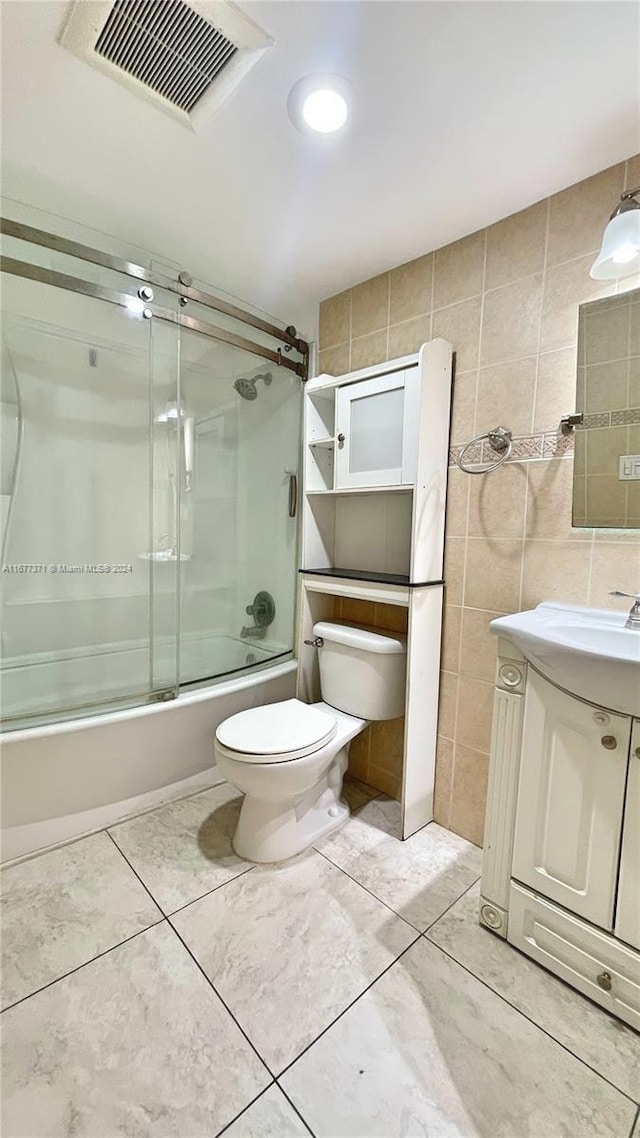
[300, 566, 444, 587]
[307, 484, 413, 496]
[308, 437, 335, 449]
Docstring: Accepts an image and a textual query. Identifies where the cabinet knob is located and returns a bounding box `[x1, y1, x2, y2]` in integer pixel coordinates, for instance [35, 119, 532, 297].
[635, 746, 640, 760]
[600, 735, 617, 750]
[596, 971, 612, 991]
[337, 433, 346, 445]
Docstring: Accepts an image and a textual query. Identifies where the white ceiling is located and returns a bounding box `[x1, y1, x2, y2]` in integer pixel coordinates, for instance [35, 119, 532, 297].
[1, 1, 639, 338]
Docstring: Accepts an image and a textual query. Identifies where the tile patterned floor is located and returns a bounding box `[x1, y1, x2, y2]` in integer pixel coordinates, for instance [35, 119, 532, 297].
[2, 777, 639, 1138]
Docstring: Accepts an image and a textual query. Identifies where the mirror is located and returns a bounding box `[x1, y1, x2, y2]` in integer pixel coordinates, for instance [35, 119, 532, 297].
[573, 288, 640, 528]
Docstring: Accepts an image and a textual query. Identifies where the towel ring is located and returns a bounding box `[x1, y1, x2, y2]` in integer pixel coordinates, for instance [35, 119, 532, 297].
[457, 427, 513, 474]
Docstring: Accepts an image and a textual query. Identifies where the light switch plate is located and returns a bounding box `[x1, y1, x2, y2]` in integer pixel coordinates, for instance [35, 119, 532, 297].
[619, 455, 640, 481]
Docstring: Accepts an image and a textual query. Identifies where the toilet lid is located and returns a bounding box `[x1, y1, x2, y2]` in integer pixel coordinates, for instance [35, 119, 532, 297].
[215, 699, 336, 759]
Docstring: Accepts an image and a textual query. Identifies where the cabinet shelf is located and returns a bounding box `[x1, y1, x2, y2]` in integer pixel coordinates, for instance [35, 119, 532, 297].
[308, 437, 335, 449]
[301, 567, 442, 587]
[306, 484, 413, 497]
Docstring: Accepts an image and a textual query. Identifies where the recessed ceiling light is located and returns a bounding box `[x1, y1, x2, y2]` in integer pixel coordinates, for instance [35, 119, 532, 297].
[288, 74, 353, 135]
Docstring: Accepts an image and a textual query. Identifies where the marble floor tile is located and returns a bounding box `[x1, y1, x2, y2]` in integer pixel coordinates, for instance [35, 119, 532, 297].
[1, 832, 161, 1010]
[341, 775, 380, 814]
[2, 923, 269, 1138]
[172, 848, 417, 1073]
[223, 1086, 311, 1138]
[281, 937, 637, 1138]
[316, 796, 482, 931]
[427, 882, 640, 1102]
[109, 783, 252, 913]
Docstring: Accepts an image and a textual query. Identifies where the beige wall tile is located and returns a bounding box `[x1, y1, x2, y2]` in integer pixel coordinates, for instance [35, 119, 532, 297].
[540, 255, 612, 352]
[590, 542, 640, 609]
[444, 536, 465, 606]
[341, 597, 376, 624]
[432, 296, 482, 372]
[438, 670, 458, 740]
[475, 357, 536, 437]
[434, 230, 485, 309]
[373, 603, 408, 633]
[456, 676, 494, 753]
[627, 479, 640, 521]
[485, 200, 547, 290]
[521, 540, 591, 608]
[584, 359, 628, 413]
[467, 461, 527, 540]
[449, 745, 489, 847]
[586, 474, 627, 520]
[450, 370, 477, 445]
[583, 302, 630, 367]
[464, 538, 522, 613]
[433, 736, 454, 828]
[319, 290, 350, 349]
[388, 314, 431, 359]
[351, 273, 390, 338]
[629, 357, 640, 408]
[350, 330, 388, 370]
[441, 603, 461, 672]
[389, 253, 433, 324]
[459, 608, 500, 684]
[347, 725, 370, 784]
[481, 274, 543, 366]
[367, 763, 402, 801]
[369, 717, 404, 800]
[525, 458, 589, 540]
[444, 467, 470, 537]
[625, 153, 640, 188]
[587, 425, 628, 475]
[318, 343, 350, 377]
[547, 163, 625, 267]
[534, 348, 577, 432]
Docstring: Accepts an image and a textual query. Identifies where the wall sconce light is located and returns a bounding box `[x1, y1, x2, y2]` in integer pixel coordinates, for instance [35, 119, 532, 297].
[590, 187, 640, 279]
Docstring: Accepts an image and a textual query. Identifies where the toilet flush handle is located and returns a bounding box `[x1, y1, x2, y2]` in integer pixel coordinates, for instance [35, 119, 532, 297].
[304, 637, 324, 647]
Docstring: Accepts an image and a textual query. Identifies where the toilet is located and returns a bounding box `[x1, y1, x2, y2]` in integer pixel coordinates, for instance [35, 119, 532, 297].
[214, 621, 407, 862]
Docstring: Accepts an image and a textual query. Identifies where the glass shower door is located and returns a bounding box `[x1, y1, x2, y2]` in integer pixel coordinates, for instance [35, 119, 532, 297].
[0, 265, 180, 726]
[177, 323, 301, 686]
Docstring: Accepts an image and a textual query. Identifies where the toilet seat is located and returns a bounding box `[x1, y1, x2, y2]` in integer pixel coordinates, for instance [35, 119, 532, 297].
[215, 698, 337, 764]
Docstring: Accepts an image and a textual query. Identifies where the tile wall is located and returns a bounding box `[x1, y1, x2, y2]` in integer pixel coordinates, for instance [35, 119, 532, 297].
[318, 154, 640, 846]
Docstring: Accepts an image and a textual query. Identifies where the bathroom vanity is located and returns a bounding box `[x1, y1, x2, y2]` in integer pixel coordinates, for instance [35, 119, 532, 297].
[480, 602, 640, 1030]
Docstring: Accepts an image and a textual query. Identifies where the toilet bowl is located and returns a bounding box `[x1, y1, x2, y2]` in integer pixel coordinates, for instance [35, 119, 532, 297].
[214, 621, 406, 863]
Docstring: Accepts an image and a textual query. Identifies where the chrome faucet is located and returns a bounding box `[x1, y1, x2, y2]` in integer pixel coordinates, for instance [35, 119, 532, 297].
[610, 590, 640, 630]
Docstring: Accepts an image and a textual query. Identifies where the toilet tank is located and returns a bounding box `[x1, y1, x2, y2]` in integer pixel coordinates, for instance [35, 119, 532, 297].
[312, 621, 406, 721]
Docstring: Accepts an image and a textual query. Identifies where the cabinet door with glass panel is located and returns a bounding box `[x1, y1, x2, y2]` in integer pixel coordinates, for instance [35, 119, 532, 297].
[335, 369, 420, 488]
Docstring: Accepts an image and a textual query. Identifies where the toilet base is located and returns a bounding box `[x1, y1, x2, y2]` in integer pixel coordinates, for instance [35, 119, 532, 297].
[232, 743, 351, 863]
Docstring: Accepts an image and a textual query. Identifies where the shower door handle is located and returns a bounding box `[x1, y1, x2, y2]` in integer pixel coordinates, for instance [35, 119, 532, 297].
[288, 472, 298, 518]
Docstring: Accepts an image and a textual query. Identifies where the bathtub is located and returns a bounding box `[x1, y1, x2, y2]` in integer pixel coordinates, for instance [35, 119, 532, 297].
[1, 638, 297, 863]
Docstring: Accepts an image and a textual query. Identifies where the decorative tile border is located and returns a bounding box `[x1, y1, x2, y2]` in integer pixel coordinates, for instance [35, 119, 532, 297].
[449, 430, 574, 469]
[580, 407, 640, 429]
[611, 408, 640, 426]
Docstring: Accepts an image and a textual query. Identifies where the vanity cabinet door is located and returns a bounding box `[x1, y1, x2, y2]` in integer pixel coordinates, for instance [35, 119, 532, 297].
[335, 370, 419, 488]
[512, 670, 631, 930]
[615, 720, 640, 950]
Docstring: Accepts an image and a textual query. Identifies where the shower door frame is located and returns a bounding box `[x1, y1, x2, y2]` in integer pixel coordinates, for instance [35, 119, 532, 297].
[0, 217, 309, 728]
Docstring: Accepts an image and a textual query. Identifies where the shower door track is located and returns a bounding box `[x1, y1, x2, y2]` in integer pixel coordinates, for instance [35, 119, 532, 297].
[0, 217, 309, 365]
[0, 254, 306, 376]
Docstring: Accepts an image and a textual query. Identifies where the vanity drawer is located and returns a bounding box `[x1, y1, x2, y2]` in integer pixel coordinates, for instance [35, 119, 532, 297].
[508, 882, 640, 1031]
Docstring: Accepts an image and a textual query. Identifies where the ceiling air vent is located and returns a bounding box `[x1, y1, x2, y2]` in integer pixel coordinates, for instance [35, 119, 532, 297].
[60, 0, 272, 128]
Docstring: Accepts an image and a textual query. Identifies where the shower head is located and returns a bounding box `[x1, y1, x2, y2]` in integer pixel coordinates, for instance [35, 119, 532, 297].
[233, 372, 272, 401]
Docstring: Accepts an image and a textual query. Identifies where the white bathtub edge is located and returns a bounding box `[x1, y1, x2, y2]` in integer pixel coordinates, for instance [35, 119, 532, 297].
[2, 766, 227, 867]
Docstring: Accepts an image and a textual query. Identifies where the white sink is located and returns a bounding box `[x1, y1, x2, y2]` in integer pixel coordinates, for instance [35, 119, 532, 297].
[491, 603, 640, 716]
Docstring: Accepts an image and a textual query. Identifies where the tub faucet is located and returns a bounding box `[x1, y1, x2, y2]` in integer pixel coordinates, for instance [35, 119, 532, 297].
[610, 590, 640, 630]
